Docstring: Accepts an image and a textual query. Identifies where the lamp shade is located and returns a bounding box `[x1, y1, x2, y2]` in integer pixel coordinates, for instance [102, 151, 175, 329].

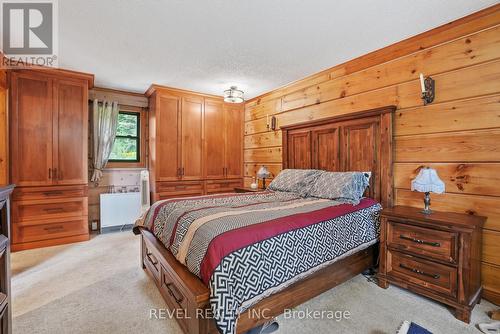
[256, 166, 271, 179]
[411, 167, 445, 194]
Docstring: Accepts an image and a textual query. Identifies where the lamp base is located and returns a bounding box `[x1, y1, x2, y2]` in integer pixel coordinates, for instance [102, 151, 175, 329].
[422, 192, 432, 214]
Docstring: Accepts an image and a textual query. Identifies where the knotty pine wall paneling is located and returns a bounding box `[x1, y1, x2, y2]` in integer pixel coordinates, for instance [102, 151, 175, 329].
[243, 5, 500, 304]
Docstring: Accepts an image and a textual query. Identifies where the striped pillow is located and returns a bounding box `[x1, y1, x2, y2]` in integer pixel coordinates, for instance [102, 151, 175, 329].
[268, 169, 323, 195]
[307, 172, 370, 204]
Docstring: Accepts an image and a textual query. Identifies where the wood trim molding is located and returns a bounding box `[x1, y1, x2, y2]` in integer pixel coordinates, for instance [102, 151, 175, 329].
[483, 287, 500, 306]
[280, 105, 396, 131]
[145, 84, 223, 99]
[90, 87, 148, 108]
[105, 106, 147, 169]
[8, 68, 94, 88]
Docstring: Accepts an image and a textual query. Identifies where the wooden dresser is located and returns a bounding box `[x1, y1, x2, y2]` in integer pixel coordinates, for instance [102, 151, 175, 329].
[146, 85, 243, 202]
[378, 206, 485, 323]
[0, 185, 14, 334]
[9, 69, 93, 251]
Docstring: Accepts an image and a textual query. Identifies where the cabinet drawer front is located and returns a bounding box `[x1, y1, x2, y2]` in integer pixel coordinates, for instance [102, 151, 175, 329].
[13, 185, 87, 201]
[156, 181, 204, 194]
[387, 221, 458, 263]
[157, 193, 204, 201]
[143, 240, 160, 282]
[12, 219, 88, 243]
[388, 250, 457, 297]
[206, 179, 242, 194]
[161, 265, 189, 311]
[14, 198, 87, 221]
[160, 266, 189, 332]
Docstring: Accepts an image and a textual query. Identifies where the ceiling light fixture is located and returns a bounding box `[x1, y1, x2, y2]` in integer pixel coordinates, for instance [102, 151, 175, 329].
[223, 86, 244, 103]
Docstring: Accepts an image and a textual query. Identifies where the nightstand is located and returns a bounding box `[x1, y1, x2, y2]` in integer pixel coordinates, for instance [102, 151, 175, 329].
[378, 206, 485, 323]
[234, 187, 263, 193]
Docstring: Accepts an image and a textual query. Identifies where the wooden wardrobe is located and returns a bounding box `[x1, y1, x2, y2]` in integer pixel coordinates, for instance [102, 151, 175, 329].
[9, 69, 93, 251]
[146, 85, 243, 201]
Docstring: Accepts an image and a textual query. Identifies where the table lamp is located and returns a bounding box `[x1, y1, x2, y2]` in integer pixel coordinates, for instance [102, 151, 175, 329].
[256, 166, 271, 189]
[411, 167, 445, 214]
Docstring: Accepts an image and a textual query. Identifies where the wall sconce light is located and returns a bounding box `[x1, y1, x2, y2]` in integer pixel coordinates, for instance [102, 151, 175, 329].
[266, 115, 277, 131]
[419, 73, 435, 105]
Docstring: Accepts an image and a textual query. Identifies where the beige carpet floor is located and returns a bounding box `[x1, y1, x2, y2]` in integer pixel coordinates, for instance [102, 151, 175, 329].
[11, 232, 496, 334]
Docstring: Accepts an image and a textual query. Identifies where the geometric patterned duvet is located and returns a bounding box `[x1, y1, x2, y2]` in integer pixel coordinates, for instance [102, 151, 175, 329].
[134, 190, 381, 334]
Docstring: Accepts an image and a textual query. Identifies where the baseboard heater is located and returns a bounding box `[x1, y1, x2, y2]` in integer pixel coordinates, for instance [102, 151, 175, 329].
[100, 192, 141, 233]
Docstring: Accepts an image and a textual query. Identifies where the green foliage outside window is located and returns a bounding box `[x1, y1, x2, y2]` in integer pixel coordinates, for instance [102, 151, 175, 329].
[109, 112, 140, 162]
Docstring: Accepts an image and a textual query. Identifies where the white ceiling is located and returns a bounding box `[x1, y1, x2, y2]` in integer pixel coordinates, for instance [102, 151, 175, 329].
[59, 0, 497, 99]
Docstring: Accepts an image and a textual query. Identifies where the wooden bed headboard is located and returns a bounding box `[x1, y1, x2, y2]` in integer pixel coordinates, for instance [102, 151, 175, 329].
[281, 106, 396, 207]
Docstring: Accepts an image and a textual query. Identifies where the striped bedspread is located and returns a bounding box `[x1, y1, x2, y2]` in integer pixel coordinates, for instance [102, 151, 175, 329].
[134, 190, 381, 334]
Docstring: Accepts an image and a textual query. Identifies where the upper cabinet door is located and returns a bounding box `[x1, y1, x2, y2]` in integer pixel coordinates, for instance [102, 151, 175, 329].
[225, 104, 243, 179]
[204, 99, 225, 179]
[312, 126, 340, 171]
[53, 79, 88, 185]
[157, 94, 181, 181]
[341, 118, 380, 199]
[286, 130, 312, 169]
[10, 72, 54, 186]
[181, 95, 203, 180]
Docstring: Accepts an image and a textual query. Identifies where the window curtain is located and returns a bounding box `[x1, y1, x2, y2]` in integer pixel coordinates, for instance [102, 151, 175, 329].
[91, 100, 119, 184]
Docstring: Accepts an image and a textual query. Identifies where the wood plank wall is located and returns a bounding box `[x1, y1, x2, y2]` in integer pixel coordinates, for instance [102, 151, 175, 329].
[243, 5, 500, 304]
[0, 70, 7, 186]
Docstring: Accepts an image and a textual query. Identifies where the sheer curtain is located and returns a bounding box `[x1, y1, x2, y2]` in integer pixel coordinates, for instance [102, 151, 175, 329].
[91, 100, 119, 184]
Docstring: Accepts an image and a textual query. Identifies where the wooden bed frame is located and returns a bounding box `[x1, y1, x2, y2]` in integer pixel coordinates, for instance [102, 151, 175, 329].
[139, 106, 395, 334]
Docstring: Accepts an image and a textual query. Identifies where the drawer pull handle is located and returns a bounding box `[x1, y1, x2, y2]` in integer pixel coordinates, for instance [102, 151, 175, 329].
[43, 191, 64, 196]
[146, 252, 158, 266]
[43, 225, 64, 232]
[399, 263, 440, 279]
[400, 234, 440, 247]
[44, 208, 65, 213]
[175, 186, 186, 190]
[165, 282, 184, 306]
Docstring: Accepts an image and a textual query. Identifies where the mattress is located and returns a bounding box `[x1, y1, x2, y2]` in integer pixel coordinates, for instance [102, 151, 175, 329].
[134, 190, 381, 334]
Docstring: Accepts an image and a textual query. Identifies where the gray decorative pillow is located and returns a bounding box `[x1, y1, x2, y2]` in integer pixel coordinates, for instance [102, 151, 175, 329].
[307, 172, 370, 204]
[268, 169, 323, 195]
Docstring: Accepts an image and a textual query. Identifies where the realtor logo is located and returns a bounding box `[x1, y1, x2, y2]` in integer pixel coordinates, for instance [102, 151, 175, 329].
[1, 0, 58, 68]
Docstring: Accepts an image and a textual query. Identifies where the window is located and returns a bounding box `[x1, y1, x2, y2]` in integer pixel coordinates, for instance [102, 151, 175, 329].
[109, 112, 140, 162]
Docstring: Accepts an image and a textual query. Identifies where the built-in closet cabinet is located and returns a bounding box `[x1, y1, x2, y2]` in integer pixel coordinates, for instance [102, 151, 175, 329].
[147, 85, 243, 201]
[204, 100, 244, 180]
[9, 69, 93, 251]
[181, 96, 204, 180]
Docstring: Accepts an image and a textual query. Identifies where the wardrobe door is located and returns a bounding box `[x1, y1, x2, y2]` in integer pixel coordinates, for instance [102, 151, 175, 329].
[286, 130, 312, 169]
[224, 104, 243, 179]
[53, 79, 88, 185]
[204, 99, 225, 179]
[312, 126, 340, 171]
[341, 118, 380, 199]
[181, 95, 203, 180]
[157, 94, 181, 181]
[10, 72, 54, 186]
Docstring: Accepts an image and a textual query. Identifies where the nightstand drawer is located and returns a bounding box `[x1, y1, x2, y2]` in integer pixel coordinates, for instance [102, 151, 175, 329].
[387, 221, 458, 264]
[387, 250, 457, 298]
